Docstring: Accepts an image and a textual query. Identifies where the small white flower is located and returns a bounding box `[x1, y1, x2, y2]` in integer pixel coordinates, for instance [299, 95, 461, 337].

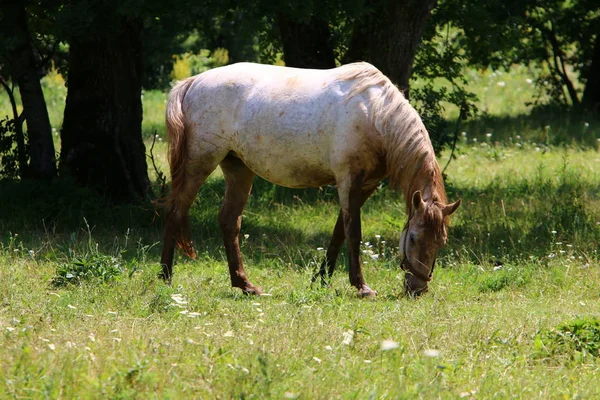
[325, 345, 332, 351]
[317, 247, 324, 251]
[461, 132, 467, 137]
[375, 235, 381, 239]
[584, 122, 589, 128]
[342, 330, 354, 345]
[486, 133, 492, 138]
[364, 360, 372, 364]
[526, 78, 533, 84]
[244, 234, 250, 239]
[423, 349, 440, 357]
[223, 331, 234, 337]
[381, 340, 399, 351]
[370, 254, 379, 260]
[551, 230, 557, 234]
[497, 81, 506, 87]
[48, 343, 56, 351]
[313, 357, 322, 363]
[67, 304, 77, 310]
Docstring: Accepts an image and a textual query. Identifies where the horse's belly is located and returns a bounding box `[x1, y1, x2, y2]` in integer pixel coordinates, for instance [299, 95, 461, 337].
[232, 139, 335, 188]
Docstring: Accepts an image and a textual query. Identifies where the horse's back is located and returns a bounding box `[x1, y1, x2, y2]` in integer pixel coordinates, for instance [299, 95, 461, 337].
[180, 63, 385, 188]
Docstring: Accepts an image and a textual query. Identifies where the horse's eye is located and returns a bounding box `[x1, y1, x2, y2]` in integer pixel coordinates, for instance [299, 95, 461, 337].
[409, 234, 416, 244]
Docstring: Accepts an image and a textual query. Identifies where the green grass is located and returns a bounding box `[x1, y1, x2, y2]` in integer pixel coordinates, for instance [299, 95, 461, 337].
[2, 65, 600, 397]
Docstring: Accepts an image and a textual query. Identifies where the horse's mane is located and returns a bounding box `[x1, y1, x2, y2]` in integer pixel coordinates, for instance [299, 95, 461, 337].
[337, 63, 448, 227]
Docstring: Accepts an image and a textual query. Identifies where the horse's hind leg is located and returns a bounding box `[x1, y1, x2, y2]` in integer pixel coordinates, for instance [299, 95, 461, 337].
[218, 156, 260, 295]
[160, 167, 218, 283]
[313, 185, 377, 286]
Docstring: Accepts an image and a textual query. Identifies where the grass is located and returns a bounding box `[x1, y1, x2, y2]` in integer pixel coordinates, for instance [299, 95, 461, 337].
[2, 64, 600, 397]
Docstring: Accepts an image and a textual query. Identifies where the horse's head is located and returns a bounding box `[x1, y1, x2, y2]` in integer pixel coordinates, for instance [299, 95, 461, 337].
[400, 190, 461, 296]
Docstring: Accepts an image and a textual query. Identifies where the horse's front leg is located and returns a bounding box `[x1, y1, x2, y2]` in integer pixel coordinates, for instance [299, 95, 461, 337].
[338, 173, 377, 297]
[219, 156, 261, 295]
[313, 185, 377, 286]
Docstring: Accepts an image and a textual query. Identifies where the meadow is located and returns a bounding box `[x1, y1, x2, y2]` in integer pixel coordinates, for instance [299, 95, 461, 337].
[1, 65, 600, 398]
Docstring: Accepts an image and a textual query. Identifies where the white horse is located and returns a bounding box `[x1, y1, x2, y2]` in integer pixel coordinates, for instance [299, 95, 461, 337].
[160, 62, 461, 297]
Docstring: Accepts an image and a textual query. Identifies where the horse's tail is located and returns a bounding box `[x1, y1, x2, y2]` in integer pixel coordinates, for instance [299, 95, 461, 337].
[165, 76, 197, 258]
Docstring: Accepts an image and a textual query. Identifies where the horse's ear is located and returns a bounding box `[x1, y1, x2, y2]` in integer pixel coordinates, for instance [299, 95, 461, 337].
[412, 191, 424, 211]
[443, 198, 462, 216]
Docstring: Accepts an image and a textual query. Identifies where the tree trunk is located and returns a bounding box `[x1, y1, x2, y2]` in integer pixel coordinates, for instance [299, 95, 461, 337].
[343, 0, 438, 96]
[60, 18, 150, 202]
[582, 33, 600, 113]
[5, 0, 57, 179]
[277, 13, 336, 69]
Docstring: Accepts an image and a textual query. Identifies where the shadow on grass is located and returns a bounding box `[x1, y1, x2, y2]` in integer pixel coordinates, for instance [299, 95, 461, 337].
[460, 106, 600, 147]
[443, 167, 600, 265]
[0, 177, 345, 273]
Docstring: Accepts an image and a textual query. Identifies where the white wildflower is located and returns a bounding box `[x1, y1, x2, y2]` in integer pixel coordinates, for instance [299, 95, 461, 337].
[423, 349, 440, 357]
[342, 330, 354, 345]
[381, 340, 399, 351]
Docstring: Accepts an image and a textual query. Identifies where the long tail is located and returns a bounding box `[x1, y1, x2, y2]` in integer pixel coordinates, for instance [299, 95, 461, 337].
[165, 76, 197, 258]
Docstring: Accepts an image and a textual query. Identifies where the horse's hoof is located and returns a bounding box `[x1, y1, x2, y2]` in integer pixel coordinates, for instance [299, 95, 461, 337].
[241, 285, 263, 296]
[158, 272, 172, 284]
[358, 286, 377, 298]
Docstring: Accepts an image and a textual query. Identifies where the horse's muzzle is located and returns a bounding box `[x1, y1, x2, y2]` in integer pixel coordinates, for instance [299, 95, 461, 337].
[402, 259, 431, 297]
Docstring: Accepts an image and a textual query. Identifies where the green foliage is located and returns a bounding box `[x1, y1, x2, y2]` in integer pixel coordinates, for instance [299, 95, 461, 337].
[52, 221, 125, 286]
[53, 252, 124, 286]
[171, 48, 229, 81]
[537, 317, 600, 360]
[477, 267, 531, 293]
[436, 0, 599, 107]
[0, 117, 23, 179]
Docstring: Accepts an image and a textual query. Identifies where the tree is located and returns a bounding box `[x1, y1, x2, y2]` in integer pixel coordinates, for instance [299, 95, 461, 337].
[344, 0, 438, 94]
[0, 0, 57, 179]
[276, 12, 336, 68]
[437, 0, 600, 111]
[582, 33, 600, 112]
[58, 1, 150, 201]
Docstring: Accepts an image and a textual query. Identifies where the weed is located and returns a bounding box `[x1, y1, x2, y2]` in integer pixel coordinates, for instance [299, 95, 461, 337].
[536, 317, 600, 361]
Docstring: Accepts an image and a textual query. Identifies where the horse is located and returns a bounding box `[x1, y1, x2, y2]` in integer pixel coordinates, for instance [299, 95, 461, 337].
[160, 62, 461, 297]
